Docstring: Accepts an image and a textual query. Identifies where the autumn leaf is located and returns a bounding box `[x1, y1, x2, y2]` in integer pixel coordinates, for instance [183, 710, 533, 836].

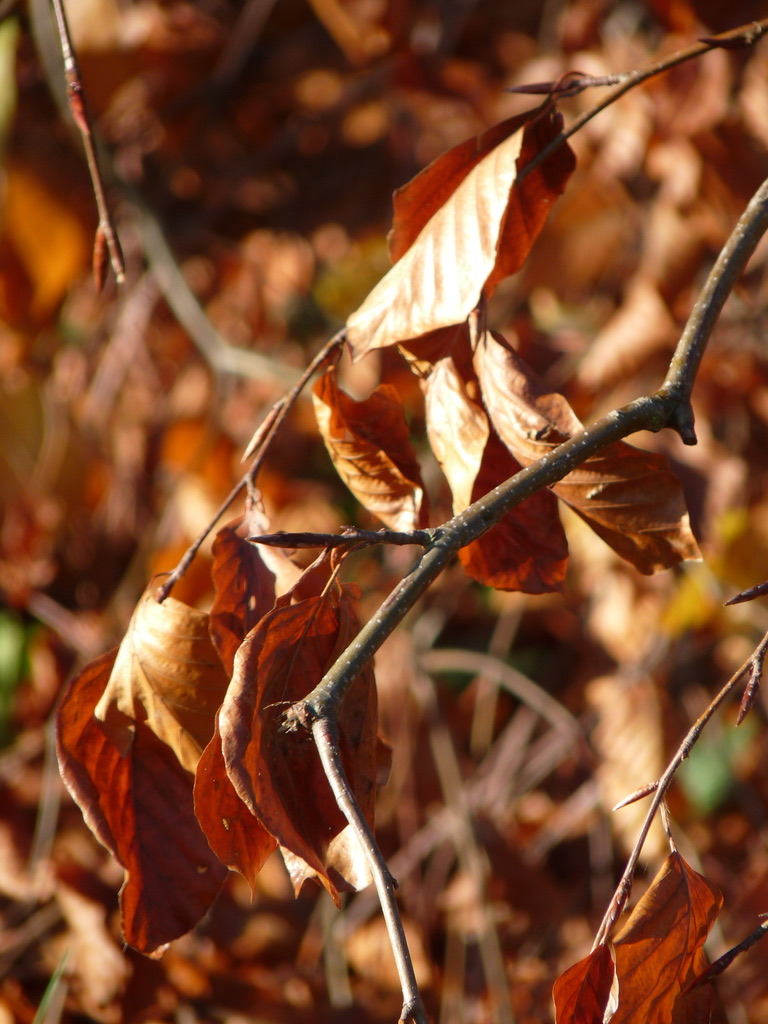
[346, 104, 575, 357]
[424, 349, 567, 593]
[474, 331, 701, 573]
[553, 943, 616, 1024]
[611, 852, 722, 1024]
[194, 715, 277, 895]
[210, 515, 277, 674]
[56, 650, 228, 956]
[313, 366, 429, 531]
[460, 430, 568, 593]
[219, 578, 377, 902]
[94, 583, 230, 773]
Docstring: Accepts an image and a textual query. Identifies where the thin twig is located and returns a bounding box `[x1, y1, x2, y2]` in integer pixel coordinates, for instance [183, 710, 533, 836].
[50, 0, 125, 285]
[311, 716, 429, 1024]
[685, 917, 768, 992]
[592, 627, 768, 947]
[156, 332, 345, 602]
[511, 19, 768, 206]
[248, 527, 434, 549]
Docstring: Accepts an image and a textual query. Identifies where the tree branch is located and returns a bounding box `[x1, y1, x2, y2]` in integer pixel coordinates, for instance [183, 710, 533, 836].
[287, 170, 768, 728]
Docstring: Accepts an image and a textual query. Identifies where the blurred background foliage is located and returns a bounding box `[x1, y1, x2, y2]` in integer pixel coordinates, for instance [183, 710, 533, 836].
[1, 0, 768, 1021]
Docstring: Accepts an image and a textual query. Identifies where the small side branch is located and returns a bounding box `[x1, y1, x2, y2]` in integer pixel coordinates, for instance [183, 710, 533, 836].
[592, 626, 768, 947]
[50, 0, 125, 286]
[248, 527, 435, 550]
[156, 332, 345, 602]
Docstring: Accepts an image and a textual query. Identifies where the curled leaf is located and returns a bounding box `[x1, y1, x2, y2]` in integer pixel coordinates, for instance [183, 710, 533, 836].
[56, 650, 228, 956]
[313, 367, 428, 531]
[475, 331, 700, 573]
[220, 580, 377, 902]
[424, 349, 567, 593]
[612, 852, 722, 1024]
[347, 104, 575, 357]
[93, 583, 230, 773]
[194, 716, 277, 895]
[553, 943, 616, 1024]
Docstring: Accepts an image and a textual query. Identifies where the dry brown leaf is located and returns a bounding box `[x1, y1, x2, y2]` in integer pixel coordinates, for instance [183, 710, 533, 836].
[346, 105, 575, 357]
[313, 367, 428, 531]
[553, 943, 616, 1024]
[475, 331, 701, 573]
[219, 577, 377, 902]
[612, 852, 722, 1024]
[94, 583, 230, 773]
[210, 515, 277, 675]
[424, 348, 568, 592]
[194, 715, 277, 895]
[56, 650, 228, 956]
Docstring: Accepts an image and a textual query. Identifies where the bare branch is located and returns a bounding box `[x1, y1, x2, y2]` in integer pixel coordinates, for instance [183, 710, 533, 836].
[248, 527, 434, 550]
[311, 716, 429, 1024]
[50, 0, 125, 286]
[593, 626, 768, 947]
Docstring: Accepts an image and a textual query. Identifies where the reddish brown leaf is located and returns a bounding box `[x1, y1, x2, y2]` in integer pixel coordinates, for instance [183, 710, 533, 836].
[56, 650, 228, 956]
[210, 515, 277, 675]
[672, 949, 714, 1024]
[475, 331, 701, 573]
[611, 852, 722, 1024]
[553, 943, 616, 1024]
[194, 716, 277, 895]
[94, 584, 230, 772]
[346, 105, 575, 358]
[220, 581, 377, 902]
[460, 431, 568, 593]
[387, 107, 553, 263]
[424, 351, 567, 593]
[312, 367, 428, 532]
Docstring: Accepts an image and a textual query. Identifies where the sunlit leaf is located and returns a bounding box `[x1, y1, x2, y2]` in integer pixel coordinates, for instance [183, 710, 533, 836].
[94, 583, 230, 773]
[313, 367, 428, 531]
[611, 852, 722, 1024]
[553, 943, 616, 1024]
[475, 331, 701, 573]
[346, 104, 575, 357]
[220, 578, 377, 902]
[56, 650, 228, 956]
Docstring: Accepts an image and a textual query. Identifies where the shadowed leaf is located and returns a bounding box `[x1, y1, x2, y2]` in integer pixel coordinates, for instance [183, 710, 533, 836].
[553, 943, 616, 1024]
[313, 367, 428, 531]
[94, 583, 230, 772]
[611, 852, 722, 1024]
[194, 716, 277, 895]
[220, 579, 377, 902]
[475, 331, 701, 573]
[460, 430, 568, 592]
[210, 515, 277, 674]
[424, 350, 568, 593]
[56, 650, 228, 956]
[346, 105, 575, 357]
